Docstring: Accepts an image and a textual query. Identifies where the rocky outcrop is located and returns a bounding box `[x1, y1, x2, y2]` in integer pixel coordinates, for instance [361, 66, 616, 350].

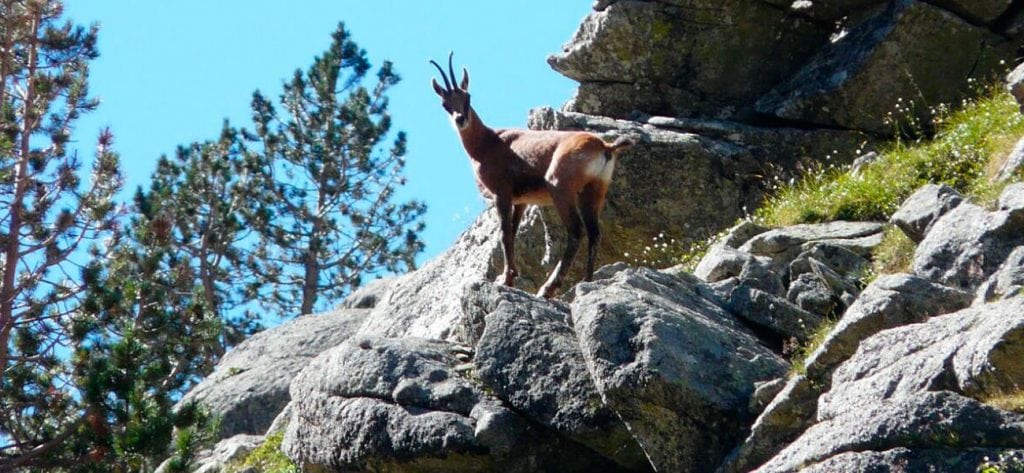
[523, 0, 1016, 298]
[177, 1, 1024, 471]
[551, 0, 827, 120]
[471, 283, 648, 470]
[724, 183, 1024, 473]
[178, 309, 368, 438]
[182, 178, 1024, 472]
[280, 336, 613, 472]
[278, 268, 785, 473]
[695, 220, 886, 344]
[805, 274, 972, 374]
[738, 221, 883, 275]
[554, 0, 1015, 135]
[353, 208, 549, 341]
[890, 183, 965, 243]
[756, 0, 1013, 134]
[754, 296, 1024, 473]
[913, 184, 1024, 291]
[821, 297, 1024, 413]
[719, 271, 975, 472]
[756, 392, 1024, 473]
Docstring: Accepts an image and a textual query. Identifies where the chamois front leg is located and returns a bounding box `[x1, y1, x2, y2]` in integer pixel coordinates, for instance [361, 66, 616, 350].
[538, 192, 583, 299]
[496, 198, 519, 287]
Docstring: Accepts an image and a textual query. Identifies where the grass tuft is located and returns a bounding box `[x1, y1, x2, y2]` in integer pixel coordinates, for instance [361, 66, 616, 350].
[788, 317, 838, 377]
[864, 226, 916, 283]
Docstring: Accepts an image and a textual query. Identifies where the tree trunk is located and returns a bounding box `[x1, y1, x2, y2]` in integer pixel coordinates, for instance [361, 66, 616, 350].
[300, 233, 320, 316]
[0, 11, 38, 376]
[198, 238, 224, 358]
[300, 174, 329, 316]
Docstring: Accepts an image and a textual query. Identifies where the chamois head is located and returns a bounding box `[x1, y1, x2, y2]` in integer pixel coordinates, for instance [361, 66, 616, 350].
[430, 52, 471, 130]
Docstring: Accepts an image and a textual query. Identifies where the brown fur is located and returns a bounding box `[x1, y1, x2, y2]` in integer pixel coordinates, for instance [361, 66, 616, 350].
[433, 57, 632, 297]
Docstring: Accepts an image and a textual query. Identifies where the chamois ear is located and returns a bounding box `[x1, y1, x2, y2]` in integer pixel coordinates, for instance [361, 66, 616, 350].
[460, 68, 470, 91]
[431, 78, 446, 97]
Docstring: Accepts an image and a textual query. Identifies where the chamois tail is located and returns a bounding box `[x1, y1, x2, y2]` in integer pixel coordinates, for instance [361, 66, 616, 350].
[605, 136, 635, 153]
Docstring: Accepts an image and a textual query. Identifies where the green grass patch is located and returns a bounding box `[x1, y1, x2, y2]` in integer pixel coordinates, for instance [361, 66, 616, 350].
[228, 431, 299, 473]
[756, 86, 1024, 227]
[787, 316, 838, 377]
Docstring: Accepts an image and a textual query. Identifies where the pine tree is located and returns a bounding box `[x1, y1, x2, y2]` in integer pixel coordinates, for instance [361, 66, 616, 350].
[65, 190, 225, 471]
[0, 0, 124, 469]
[0, 2, 221, 470]
[140, 122, 263, 352]
[246, 22, 426, 317]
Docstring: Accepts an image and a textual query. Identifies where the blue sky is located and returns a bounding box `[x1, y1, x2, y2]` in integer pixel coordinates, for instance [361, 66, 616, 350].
[62, 1, 591, 263]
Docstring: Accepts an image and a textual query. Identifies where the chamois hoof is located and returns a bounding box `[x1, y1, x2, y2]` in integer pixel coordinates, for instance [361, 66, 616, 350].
[537, 284, 559, 299]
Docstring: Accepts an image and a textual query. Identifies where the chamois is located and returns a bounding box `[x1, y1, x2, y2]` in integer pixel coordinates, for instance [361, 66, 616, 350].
[430, 52, 632, 298]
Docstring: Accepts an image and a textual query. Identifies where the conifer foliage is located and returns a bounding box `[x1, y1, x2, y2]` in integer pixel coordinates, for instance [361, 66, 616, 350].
[245, 23, 426, 316]
[0, 0, 211, 470]
[135, 123, 263, 352]
[0, 0, 126, 469]
[0, 7, 426, 471]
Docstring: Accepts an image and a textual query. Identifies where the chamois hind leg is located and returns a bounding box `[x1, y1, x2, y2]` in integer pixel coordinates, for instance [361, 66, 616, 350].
[511, 204, 526, 234]
[579, 181, 608, 282]
[538, 190, 583, 299]
[497, 198, 518, 287]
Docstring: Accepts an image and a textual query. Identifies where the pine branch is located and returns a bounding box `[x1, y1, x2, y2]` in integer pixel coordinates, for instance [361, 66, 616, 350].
[0, 417, 83, 471]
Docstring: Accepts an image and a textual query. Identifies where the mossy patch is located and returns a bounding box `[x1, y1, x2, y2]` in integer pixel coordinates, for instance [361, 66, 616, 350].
[982, 390, 1024, 415]
[228, 431, 298, 473]
[603, 220, 694, 270]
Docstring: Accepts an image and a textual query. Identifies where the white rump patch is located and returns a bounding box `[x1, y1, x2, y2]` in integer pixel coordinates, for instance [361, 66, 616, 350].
[585, 154, 615, 182]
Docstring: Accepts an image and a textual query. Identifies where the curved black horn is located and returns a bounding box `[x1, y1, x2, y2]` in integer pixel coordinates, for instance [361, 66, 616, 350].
[447, 51, 457, 90]
[430, 59, 451, 91]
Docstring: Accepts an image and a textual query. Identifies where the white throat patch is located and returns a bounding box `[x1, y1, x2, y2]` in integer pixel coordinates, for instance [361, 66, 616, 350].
[450, 114, 470, 131]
